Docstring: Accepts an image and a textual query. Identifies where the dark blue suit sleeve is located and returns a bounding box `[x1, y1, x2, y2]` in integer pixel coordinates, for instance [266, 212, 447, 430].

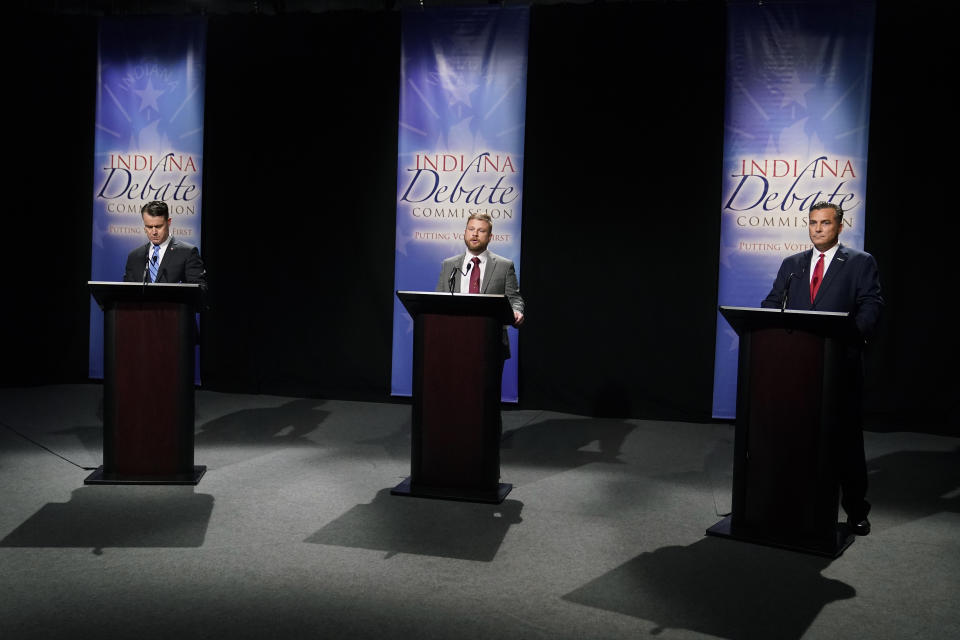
[852, 253, 883, 338]
[183, 246, 208, 291]
[123, 247, 146, 282]
[761, 259, 793, 308]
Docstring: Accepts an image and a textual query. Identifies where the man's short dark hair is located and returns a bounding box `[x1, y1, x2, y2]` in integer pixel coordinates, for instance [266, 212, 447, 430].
[809, 201, 843, 224]
[467, 212, 493, 231]
[141, 201, 169, 219]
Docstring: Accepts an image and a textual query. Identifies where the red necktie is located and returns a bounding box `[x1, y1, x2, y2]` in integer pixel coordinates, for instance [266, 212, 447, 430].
[810, 253, 825, 302]
[469, 257, 481, 293]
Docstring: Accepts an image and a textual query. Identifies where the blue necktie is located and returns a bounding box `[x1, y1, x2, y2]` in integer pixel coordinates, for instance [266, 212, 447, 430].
[149, 245, 160, 283]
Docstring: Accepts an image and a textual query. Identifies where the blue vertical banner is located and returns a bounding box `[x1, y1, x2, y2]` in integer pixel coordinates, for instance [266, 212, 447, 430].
[88, 18, 207, 378]
[391, 7, 530, 401]
[712, 1, 876, 417]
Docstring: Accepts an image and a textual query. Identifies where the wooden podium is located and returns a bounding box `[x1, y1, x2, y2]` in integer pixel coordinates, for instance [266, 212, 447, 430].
[391, 291, 514, 503]
[86, 281, 205, 485]
[706, 306, 860, 556]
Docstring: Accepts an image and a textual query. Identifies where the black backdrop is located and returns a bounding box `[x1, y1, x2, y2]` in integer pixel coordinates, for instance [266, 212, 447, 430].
[4, 2, 954, 434]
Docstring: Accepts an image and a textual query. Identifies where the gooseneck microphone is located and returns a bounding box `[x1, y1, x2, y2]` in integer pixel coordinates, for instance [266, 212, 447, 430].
[448, 267, 458, 293]
[781, 272, 795, 311]
[141, 252, 150, 292]
[448, 262, 473, 294]
[144, 251, 158, 285]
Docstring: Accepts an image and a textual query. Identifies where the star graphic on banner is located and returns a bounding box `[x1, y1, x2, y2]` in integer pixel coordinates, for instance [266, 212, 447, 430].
[434, 57, 478, 109]
[778, 72, 815, 109]
[133, 78, 165, 114]
[447, 77, 479, 109]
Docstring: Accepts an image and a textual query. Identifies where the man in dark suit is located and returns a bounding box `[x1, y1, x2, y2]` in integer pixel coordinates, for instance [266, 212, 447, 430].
[761, 201, 883, 536]
[435, 213, 524, 357]
[123, 200, 207, 289]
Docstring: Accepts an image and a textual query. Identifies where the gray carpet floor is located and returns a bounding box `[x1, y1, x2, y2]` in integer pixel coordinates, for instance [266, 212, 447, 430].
[1, 384, 957, 639]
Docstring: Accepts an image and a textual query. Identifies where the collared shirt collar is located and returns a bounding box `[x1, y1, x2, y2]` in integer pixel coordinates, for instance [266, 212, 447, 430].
[462, 249, 488, 268]
[460, 250, 488, 293]
[149, 235, 173, 266]
[809, 242, 840, 281]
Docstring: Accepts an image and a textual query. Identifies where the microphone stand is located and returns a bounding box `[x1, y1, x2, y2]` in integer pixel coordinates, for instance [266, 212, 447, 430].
[780, 273, 795, 312]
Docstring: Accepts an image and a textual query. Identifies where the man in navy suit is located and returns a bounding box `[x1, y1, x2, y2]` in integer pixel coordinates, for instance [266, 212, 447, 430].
[123, 200, 207, 289]
[761, 201, 883, 536]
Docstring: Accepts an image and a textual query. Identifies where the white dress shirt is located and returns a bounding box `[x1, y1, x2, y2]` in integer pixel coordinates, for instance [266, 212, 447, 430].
[147, 237, 173, 275]
[809, 243, 840, 283]
[460, 250, 488, 293]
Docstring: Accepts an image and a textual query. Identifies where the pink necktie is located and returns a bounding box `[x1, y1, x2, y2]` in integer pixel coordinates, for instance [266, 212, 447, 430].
[810, 253, 824, 302]
[469, 257, 481, 293]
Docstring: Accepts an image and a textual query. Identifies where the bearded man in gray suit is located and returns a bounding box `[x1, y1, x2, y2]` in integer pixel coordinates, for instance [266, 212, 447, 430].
[435, 213, 524, 357]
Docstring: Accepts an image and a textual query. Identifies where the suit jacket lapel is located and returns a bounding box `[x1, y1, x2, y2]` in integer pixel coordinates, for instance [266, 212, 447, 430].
[813, 244, 847, 306]
[481, 253, 497, 294]
[798, 249, 812, 279]
[156, 237, 179, 281]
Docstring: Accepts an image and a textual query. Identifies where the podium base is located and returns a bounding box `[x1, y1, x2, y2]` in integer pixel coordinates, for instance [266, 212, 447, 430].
[390, 476, 512, 504]
[84, 465, 207, 486]
[706, 515, 855, 558]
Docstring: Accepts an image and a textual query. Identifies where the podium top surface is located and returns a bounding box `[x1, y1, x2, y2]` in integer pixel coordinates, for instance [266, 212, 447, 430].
[397, 290, 514, 323]
[89, 281, 203, 308]
[720, 305, 848, 318]
[719, 305, 856, 339]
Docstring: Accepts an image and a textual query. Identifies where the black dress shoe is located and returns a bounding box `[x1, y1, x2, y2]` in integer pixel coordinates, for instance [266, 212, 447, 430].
[849, 517, 871, 536]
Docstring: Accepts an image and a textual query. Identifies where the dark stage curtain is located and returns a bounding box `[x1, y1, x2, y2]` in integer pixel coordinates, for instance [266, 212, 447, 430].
[3, 3, 954, 434]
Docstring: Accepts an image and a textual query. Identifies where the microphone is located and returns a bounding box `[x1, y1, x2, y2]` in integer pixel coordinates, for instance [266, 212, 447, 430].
[781, 272, 795, 311]
[449, 262, 474, 294]
[144, 251, 158, 285]
[141, 252, 151, 292]
[448, 267, 458, 294]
